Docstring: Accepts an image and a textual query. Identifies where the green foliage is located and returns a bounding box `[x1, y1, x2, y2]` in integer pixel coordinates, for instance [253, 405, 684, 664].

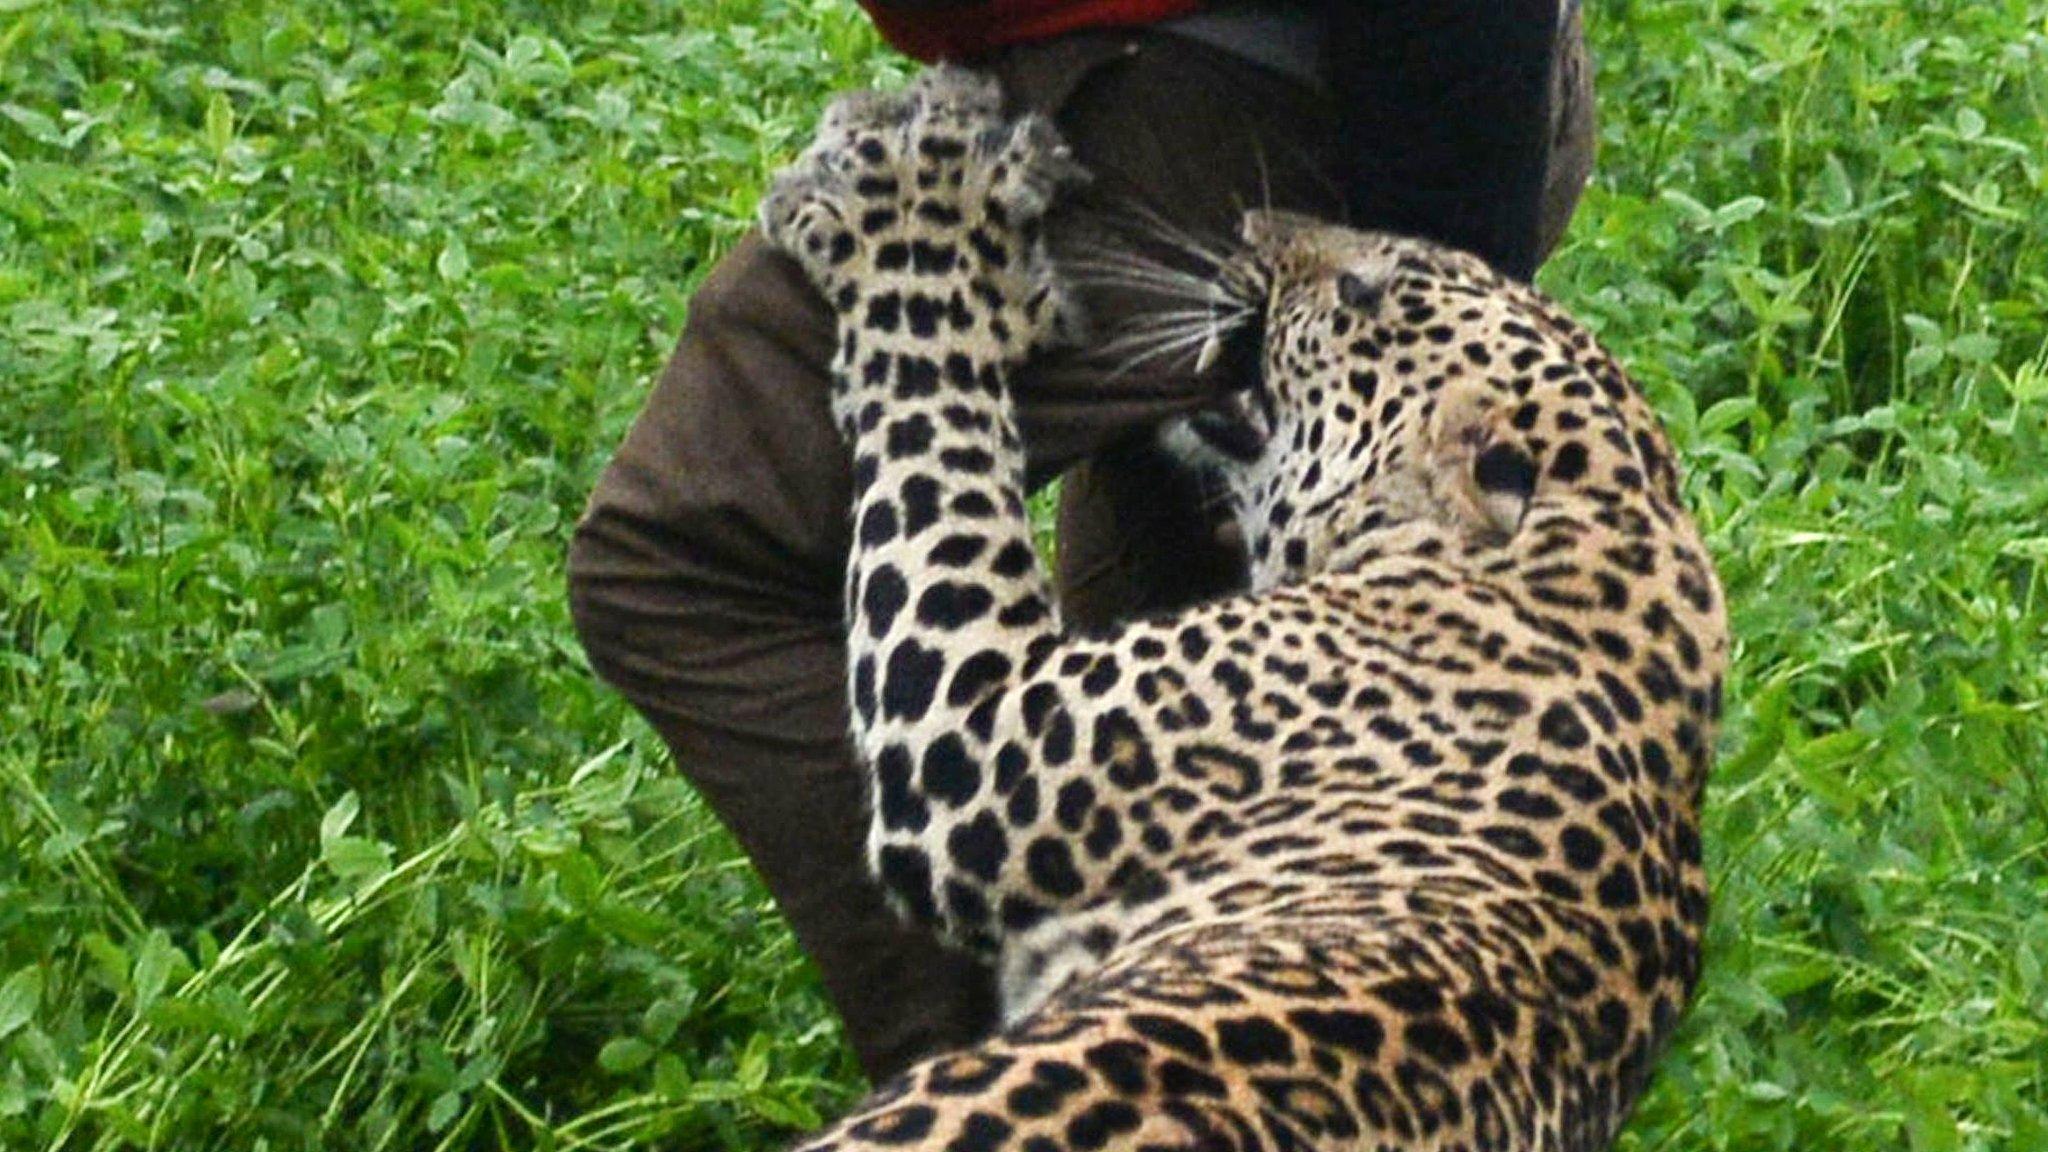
[1554, 4, 2048, 1149]
[2, 0, 2044, 1148]
[1, 1, 896, 1147]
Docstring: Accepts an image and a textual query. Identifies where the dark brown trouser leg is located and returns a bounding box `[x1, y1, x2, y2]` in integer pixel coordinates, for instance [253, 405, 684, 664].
[566, 235, 989, 1081]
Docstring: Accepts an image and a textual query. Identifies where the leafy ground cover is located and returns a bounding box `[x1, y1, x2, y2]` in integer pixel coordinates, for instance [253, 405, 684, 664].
[2, 0, 2044, 1148]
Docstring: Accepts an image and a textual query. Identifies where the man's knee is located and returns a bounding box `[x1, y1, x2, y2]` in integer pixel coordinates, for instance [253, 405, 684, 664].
[566, 231, 848, 688]
[564, 499, 663, 697]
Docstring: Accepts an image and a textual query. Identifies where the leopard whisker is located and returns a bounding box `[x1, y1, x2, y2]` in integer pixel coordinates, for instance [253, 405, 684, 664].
[1089, 311, 1250, 365]
[1092, 306, 1243, 339]
[1064, 259, 1239, 307]
[1091, 319, 1215, 357]
[1099, 200, 1240, 273]
[1067, 269, 1234, 303]
[1107, 299, 1254, 342]
[1093, 321, 1245, 382]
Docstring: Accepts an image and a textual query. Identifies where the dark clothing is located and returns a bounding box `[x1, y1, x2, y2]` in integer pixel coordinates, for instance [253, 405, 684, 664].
[860, 0, 1204, 61]
[861, 0, 1569, 279]
[1323, 0, 1566, 280]
[569, 14, 1595, 1082]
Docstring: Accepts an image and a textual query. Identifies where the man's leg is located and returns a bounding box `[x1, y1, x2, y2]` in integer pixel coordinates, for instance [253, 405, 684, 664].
[569, 234, 1000, 1081]
[1324, 0, 1576, 282]
[1539, 2, 1598, 262]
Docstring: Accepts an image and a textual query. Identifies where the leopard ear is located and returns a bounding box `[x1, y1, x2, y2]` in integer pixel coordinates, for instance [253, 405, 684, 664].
[1426, 386, 1536, 542]
[1470, 439, 1539, 537]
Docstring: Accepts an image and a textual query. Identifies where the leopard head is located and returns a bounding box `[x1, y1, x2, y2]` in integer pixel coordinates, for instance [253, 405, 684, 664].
[1162, 211, 1680, 591]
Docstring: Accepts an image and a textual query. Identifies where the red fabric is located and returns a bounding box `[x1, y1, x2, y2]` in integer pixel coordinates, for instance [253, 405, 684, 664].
[859, 0, 1205, 62]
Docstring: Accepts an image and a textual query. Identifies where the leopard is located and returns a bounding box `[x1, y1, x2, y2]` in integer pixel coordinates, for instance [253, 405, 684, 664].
[754, 66, 1727, 1152]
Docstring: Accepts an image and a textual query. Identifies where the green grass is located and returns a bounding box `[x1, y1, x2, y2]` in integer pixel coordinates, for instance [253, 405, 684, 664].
[2, 0, 2045, 1148]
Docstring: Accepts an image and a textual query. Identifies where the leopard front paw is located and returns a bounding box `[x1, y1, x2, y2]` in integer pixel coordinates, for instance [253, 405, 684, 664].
[759, 66, 1090, 359]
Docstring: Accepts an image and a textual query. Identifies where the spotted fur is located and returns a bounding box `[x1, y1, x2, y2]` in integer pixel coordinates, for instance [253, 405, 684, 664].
[757, 67, 1727, 1152]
